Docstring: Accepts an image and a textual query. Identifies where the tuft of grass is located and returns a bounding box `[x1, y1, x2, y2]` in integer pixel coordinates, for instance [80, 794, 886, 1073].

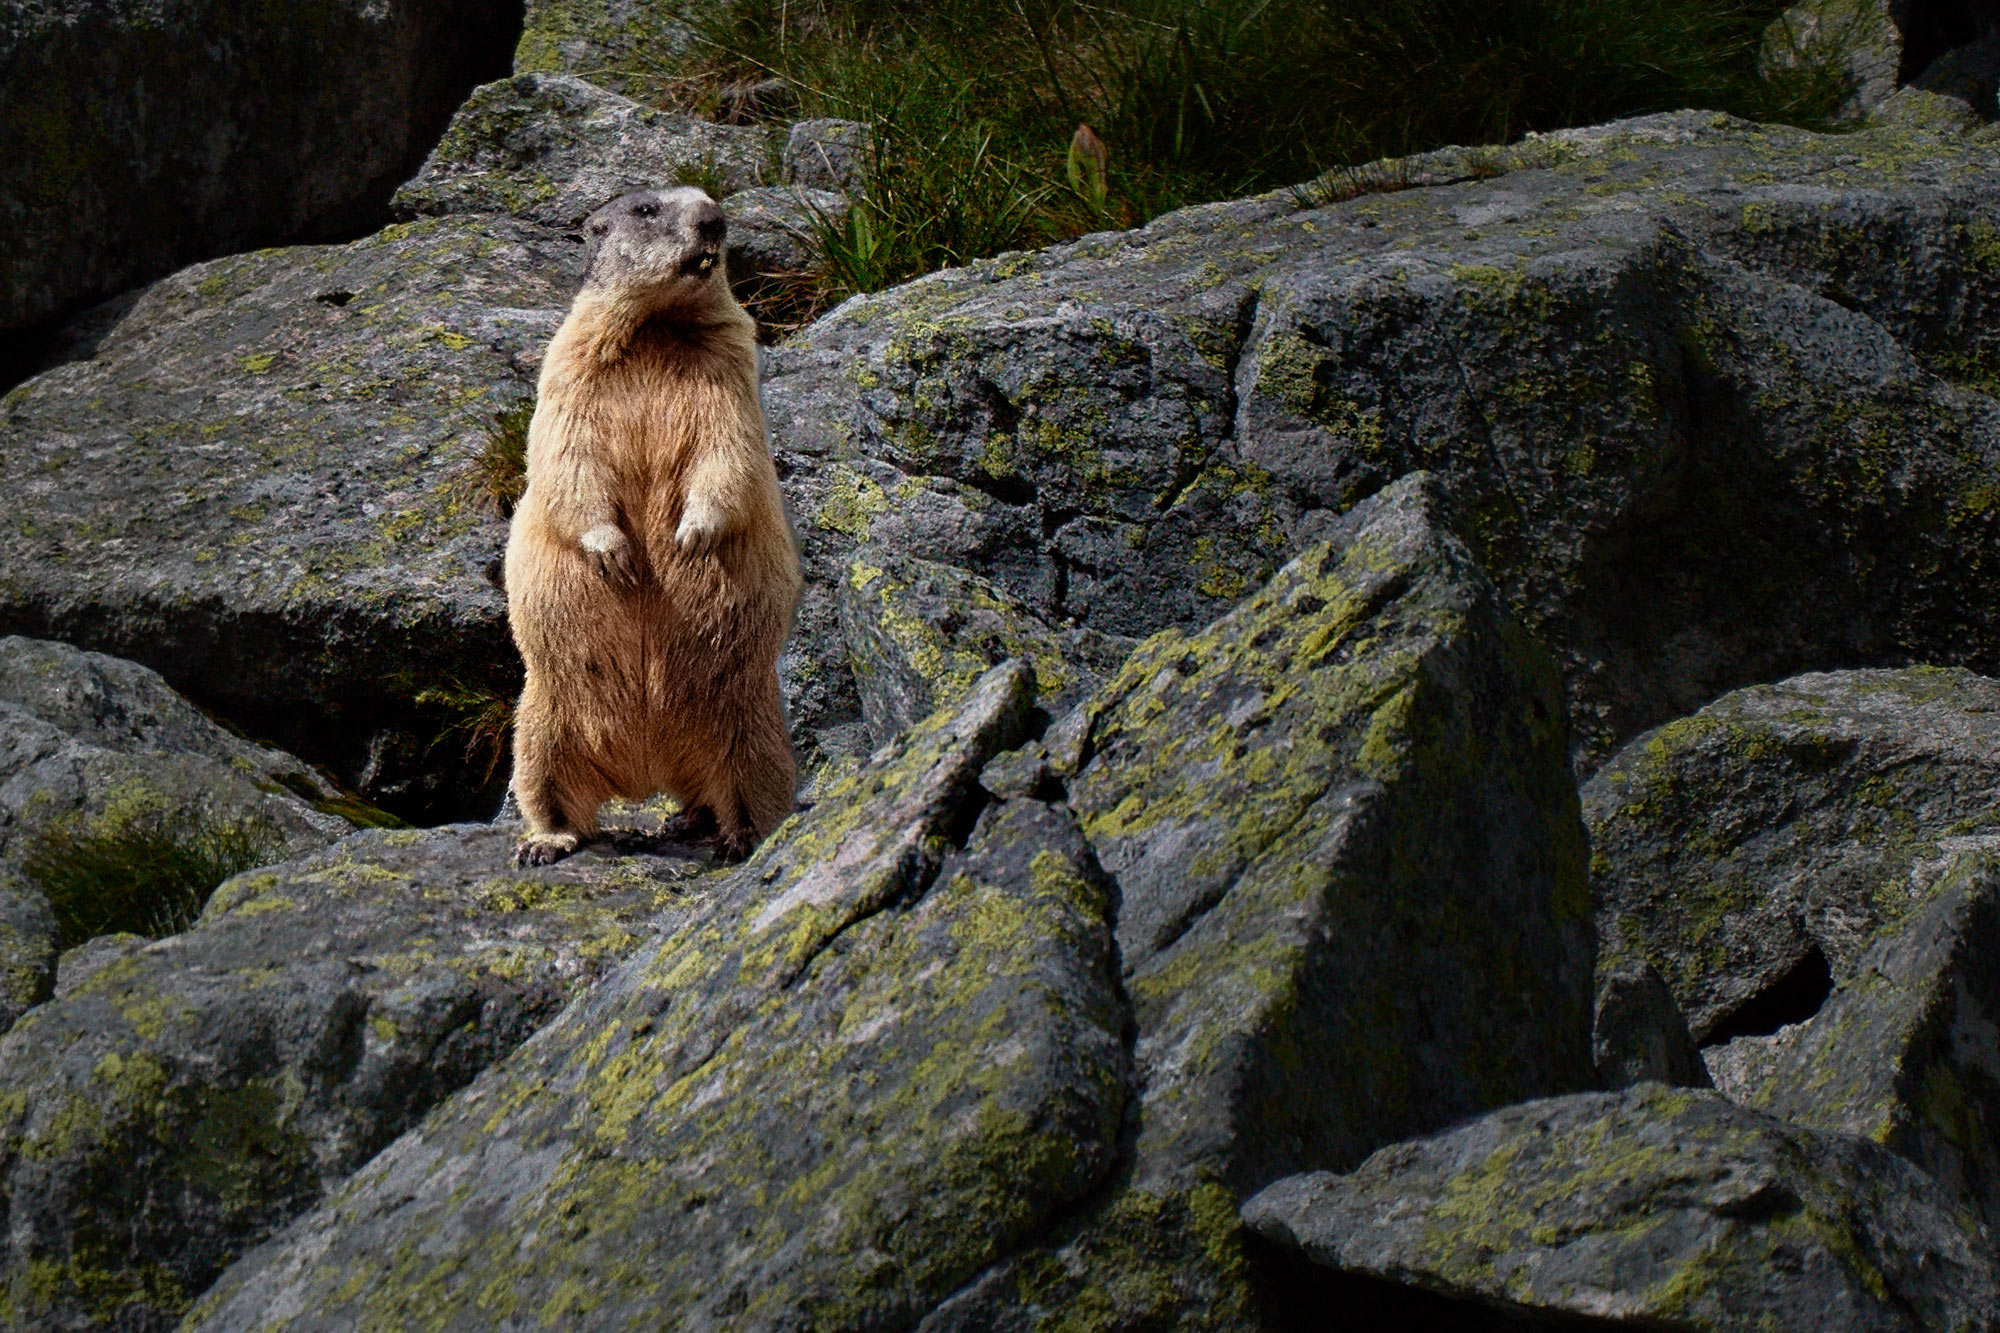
[619, 0, 1850, 302]
[414, 678, 516, 784]
[471, 401, 533, 518]
[672, 157, 737, 197]
[25, 812, 286, 947]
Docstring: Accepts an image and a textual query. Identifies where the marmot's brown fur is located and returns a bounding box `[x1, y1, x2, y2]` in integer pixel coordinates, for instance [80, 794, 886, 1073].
[506, 186, 800, 866]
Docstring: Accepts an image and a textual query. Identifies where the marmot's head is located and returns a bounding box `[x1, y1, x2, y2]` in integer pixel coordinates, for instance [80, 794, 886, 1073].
[581, 187, 728, 310]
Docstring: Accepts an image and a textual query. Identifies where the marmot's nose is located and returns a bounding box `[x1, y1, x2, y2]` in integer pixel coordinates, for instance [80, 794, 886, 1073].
[691, 199, 726, 247]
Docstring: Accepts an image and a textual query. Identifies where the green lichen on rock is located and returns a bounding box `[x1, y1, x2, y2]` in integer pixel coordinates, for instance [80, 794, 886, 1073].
[926, 474, 1596, 1328]
[840, 549, 1134, 746]
[1244, 1083, 1998, 1331]
[183, 665, 1141, 1331]
[0, 821, 693, 1332]
[1586, 667, 2000, 1043]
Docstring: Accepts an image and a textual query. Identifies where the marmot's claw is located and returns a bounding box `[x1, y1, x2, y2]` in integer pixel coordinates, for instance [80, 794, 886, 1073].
[674, 503, 725, 555]
[513, 832, 580, 867]
[579, 525, 637, 586]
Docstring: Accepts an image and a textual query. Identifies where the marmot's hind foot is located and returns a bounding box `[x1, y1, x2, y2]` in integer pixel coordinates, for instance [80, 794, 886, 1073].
[713, 826, 757, 864]
[513, 831, 582, 867]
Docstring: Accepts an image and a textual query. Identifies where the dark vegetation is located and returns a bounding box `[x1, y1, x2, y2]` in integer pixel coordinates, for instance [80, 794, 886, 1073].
[25, 812, 285, 947]
[634, 0, 1846, 301]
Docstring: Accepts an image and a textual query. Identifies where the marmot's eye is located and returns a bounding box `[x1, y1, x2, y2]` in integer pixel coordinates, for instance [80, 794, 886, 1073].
[589, 222, 610, 236]
[634, 203, 658, 218]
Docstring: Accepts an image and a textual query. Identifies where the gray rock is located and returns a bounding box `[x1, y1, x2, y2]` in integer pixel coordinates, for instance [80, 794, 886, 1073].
[50, 930, 141, 999]
[917, 475, 1597, 1326]
[783, 118, 873, 193]
[1243, 1083, 2000, 1333]
[0, 636, 371, 1029]
[1705, 840, 2000, 1230]
[0, 217, 576, 819]
[0, 865, 54, 1032]
[761, 110, 2000, 773]
[1585, 668, 2000, 1043]
[840, 547, 1133, 747]
[181, 664, 1136, 1331]
[1594, 955, 1711, 1090]
[0, 820, 700, 1332]
[1762, 0, 1906, 117]
[724, 184, 848, 278]
[391, 73, 775, 229]
[0, 0, 521, 331]
[512, 0, 694, 96]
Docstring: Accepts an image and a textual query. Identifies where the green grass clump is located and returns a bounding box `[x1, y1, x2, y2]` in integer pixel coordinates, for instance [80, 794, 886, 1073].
[471, 401, 533, 518]
[415, 678, 516, 784]
[25, 813, 286, 947]
[625, 0, 1848, 304]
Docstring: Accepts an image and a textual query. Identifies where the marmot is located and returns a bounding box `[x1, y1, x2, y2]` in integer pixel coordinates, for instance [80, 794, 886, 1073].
[505, 186, 800, 866]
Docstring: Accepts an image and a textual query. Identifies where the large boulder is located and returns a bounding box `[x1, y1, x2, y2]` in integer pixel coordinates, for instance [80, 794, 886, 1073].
[0, 820, 700, 1332]
[916, 474, 1597, 1326]
[390, 73, 774, 228]
[1706, 840, 2000, 1229]
[513, 0, 690, 96]
[182, 663, 1134, 1329]
[1585, 668, 2000, 1044]
[1244, 1083, 1999, 1332]
[759, 110, 2000, 772]
[388, 72, 846, 295]
[0, 0, 522, 333]
[0, 216, 578, 819]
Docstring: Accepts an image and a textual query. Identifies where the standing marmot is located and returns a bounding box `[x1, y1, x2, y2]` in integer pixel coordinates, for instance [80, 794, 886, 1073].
[505, 186, 800, 866]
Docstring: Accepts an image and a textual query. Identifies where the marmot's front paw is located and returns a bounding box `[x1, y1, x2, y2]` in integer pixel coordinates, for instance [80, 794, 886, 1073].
[580, 524, 637, 587]
[513, 831, 581, 867]
[674, 498, 727, 555]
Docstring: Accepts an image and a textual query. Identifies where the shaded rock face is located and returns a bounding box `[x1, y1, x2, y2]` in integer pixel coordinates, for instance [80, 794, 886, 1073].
[1244, 1083, 1999, 1333]
[839, 547, 1134, 748]
[1706, 842, 2000, 1231]
[762, 111, 2000, 772]
[0, 821, 698, 1332]
[921, 474, 1596, 1328]
[0, 217, 578, 820]
[183, 476, 1595, 1330]
[1592, 955, 1711, 1090]
[1585, 668, 2000, 1044]
[0, 0, 524, 335]
[1766, 0, 2000, 118]
[0, 636, 368, 1031]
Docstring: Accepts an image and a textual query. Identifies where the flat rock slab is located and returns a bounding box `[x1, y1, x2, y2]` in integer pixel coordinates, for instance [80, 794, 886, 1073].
[1245, 1083, 2000, 1333]
[1586, 667, 2000, 1042]
[0, 0, 520, 330]
[1706, 840, 2000, 1229]
[0, 820, 701, 1332]
[917, 474, 1597, 1328]
[0, 215, 576, 818]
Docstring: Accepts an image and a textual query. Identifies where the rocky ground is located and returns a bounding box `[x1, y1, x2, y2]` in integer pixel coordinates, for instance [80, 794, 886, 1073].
[1, 0, 2000, 1328]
